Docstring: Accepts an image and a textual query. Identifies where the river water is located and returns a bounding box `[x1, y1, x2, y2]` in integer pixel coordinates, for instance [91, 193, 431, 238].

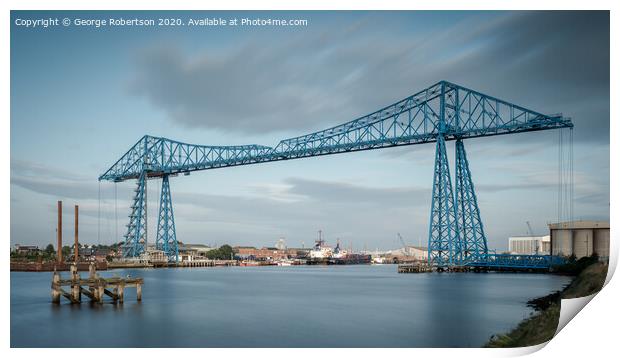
[11, 265, 570, 347]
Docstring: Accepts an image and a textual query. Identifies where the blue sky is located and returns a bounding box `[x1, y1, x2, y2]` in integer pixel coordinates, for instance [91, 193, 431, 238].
[10, 10, 609, 251]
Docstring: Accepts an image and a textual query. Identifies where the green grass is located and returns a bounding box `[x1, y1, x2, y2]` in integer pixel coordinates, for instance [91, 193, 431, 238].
[562, 262, 607, 299]
[485, 303, 561, 348]
[485, 261, 608, 348]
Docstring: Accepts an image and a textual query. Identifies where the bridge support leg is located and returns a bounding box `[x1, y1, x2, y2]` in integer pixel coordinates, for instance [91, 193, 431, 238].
[123, 172, 147, 258]
[428, 136, 461, 267]
[156, 174, 179, 263]
[455, 139, 488, 263]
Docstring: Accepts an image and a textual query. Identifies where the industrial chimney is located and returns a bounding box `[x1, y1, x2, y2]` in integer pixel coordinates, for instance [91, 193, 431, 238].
[74, 205, 79, 263]
[57, 201, 62, 263]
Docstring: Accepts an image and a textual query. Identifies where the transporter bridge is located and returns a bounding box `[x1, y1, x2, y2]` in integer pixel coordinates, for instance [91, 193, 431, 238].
[99, 81, 573, 268]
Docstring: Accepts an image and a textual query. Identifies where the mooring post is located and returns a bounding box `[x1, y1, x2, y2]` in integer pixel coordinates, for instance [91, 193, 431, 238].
[136, 283, 142, 301]
[118, 284, 124, 303]
[89, 262, 96, 279]
[72, 284, 80, 303]
[51, 271, 60, 304]
[70, 264, 81, 302]
[97, 285, 104, 304]
[89, 263, 96, 297]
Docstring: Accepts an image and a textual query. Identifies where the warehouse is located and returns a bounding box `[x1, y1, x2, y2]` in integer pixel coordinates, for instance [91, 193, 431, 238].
[549, 220, 610, 260]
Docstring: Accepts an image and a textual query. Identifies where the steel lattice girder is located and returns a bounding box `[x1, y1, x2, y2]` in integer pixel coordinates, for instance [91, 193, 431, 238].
[156, 175, 179, 262]
[427, 136, 461, 266]
[455, 139, 488, 263]
[123, 172, 147, 258]
[466, 254, 566, 269]
[98, 81, 572, 182]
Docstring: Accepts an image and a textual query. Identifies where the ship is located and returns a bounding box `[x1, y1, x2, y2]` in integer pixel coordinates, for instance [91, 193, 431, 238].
[306, 232, 371, 265]
[329, 240, 371, 265]
[307, 231, 332, 265]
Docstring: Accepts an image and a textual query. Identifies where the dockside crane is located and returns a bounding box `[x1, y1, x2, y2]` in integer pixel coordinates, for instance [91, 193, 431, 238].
[397, 233, 410, 256]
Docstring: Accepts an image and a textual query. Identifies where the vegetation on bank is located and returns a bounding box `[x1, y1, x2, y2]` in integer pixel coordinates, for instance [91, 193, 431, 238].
[485, 258, 608, 348]
[10, 243, 123, 263]
[205, 244, 235, 260]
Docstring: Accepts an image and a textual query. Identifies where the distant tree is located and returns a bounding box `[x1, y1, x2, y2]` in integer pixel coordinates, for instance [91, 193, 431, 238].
[219, 245, 234, 260]
[45, 244, 55, 255]
[206, 244, 235, 260]
[206, 248, 219, 259]
[62, 246, 72, 260]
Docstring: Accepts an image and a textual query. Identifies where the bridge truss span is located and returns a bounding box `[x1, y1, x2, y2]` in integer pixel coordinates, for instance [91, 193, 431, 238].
[99, 81, 573, 266]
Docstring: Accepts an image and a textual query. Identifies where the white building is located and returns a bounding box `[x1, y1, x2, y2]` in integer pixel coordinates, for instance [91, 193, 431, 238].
[275, 238, 286, 250]
[387, 246, 428, 260]
[508, 235, 550, 255]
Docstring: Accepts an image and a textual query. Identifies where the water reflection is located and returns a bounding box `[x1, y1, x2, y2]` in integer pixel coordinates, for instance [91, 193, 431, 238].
[11, 265, 570, 348]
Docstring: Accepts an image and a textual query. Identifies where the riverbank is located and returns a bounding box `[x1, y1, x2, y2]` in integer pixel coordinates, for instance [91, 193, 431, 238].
[485, 261, 608, 348]
[10, 261, 108, 272]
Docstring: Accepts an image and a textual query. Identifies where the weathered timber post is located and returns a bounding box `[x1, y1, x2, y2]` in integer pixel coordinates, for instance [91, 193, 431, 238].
[72, 284, 80, 303]
[51, 271, 60, 303]
[89, 263, 96, 297]
[136, 283, 142, 301]
[97, 284, 104, 304]
[89, 262, 96, 278]
[118, 284, 124, 303]
[70, 265, 81, 303]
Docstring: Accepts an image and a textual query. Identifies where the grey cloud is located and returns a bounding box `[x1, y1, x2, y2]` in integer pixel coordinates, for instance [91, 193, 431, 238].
[11, 159, 91, 181]
[284, 178, 428, 207]
[11, 176, 96, 200]
[476, 182, 555, 193]
[130, 11, 608, 144]
[11, 160, 134, 206]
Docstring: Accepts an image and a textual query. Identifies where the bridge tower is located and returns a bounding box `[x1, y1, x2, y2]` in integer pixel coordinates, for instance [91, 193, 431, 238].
[427, 82, 488, 267]
[428, 135, 461, 266]
[156, 174, 179, 262]
[455, 139, 488, 262]
[124, 172, 147, 257]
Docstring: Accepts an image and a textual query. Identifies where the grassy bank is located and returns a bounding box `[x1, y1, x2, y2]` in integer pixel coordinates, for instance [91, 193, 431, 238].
[484, 261, 608, 348]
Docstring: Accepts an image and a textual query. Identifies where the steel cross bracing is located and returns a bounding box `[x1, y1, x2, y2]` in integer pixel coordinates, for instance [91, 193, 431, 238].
[123, 172, 147, 258]
[156, 175, 178, 262]
[465, 254, 566, 270]
[428, 136, 461, 266]
[99, 81, 573, 265]
[455, 139, 488, 262]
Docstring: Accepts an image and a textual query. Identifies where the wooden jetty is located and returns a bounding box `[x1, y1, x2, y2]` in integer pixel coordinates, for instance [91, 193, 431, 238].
[51, 263, 143, 304]
[398, 263, 433, 273]
[398, 263, 477, 273]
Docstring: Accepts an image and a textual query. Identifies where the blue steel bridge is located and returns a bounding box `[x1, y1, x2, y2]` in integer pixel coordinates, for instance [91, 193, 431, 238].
[99, 81, 573, 269]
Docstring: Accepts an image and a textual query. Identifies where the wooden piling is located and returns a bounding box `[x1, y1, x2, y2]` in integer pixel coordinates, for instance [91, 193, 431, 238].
[97, 286, 104, 304]
[51, 271, 60, 304]
[118, 284, 124, 303]
[50, 264, 143, 304]
[136, 283, 142, 301]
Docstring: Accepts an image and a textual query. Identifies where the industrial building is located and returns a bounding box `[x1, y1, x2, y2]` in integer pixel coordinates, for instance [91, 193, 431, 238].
[549, 221, 610, 260]
[509, 235, 550, 255]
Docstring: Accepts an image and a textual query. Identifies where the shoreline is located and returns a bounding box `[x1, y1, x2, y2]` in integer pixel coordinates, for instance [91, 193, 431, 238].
[484, 261, 608, 348]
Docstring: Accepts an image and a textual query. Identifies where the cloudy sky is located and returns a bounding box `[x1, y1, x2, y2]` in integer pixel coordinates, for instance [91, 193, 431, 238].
[10, 11, 609, 251]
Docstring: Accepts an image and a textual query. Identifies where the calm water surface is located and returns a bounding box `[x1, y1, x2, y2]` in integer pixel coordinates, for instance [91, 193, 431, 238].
[11, 265, 570, 347]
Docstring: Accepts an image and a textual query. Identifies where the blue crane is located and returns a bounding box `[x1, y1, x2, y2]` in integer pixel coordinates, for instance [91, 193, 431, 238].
[99, 81, 573, 266]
